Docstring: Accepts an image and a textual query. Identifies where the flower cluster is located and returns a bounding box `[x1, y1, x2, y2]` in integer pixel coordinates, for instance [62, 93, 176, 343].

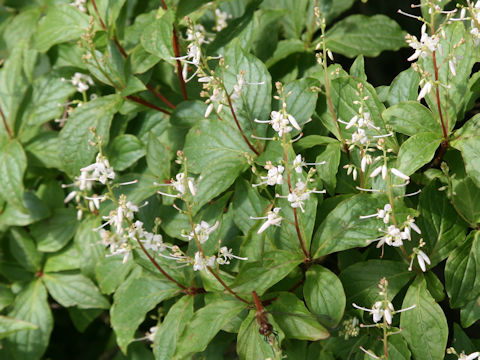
[62, 72, 94, 93]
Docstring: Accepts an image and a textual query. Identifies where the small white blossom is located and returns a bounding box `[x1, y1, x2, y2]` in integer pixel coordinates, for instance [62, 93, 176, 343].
[81, 153, 115, 184]
[458, 352, 480, 360]
[353, 301, 416, 325]
[255, 111, 300, 136]
[406, 24, 441, 62]
[63, 72, 94, 93]
[253, 163, 284, 187]
[157, 172, 196, 197]
[192, 251, 216, 271]
[70, 0, 87, 12]
[391, 168, 410, 181]
[360, 204, 392, 224]
[214, 8, 230, 32]
[182, 221, 219, 244]
[217, 246, 248, 265]
[251, 207, 282, 234]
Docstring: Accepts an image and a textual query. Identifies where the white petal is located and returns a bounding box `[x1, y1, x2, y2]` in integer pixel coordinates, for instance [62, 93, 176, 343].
[391, 168, 410, 180]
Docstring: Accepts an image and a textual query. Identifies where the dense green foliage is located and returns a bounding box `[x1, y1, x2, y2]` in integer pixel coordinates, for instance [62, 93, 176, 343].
[0, 0, 480, 359]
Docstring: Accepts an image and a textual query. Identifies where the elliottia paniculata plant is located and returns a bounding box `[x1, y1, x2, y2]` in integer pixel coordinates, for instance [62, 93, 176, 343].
[1, 1, 480, 359]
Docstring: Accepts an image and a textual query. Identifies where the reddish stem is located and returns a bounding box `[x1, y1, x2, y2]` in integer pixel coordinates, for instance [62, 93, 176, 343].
[225, 93, 260, 155]
[282, 141, 310, 260]
[432, 51, 448, 139]
[146, 84, 176, 109]
[207, 266, 250, 304]
[126, 95, 171, 115]
[0, 105, 13, 139]
[91, 0, 175, 110]
[172, 27, 188, 100]
[136, 237, 187, 291]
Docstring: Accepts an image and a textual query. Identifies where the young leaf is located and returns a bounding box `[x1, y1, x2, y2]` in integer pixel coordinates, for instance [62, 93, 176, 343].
[42, 272, 110, 309]
[141, 9, 175, 66]
[400, 276, 448, 360]
[304, 265, 346, 328]
[445, 231, 480, 308]
[325, 15, 406, 58]
[110, 269, 179, 353]
[153, 296, 194, 360]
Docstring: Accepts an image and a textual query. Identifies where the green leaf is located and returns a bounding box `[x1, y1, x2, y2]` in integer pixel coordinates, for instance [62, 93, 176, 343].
[0, 140, 27, 206]
[43, 244, 81, 273]
[261, 0, 308, 39]
[3, 8, 41, 51]
[24, 132, 62, 169]
[280, 78, 318, 128]
[387, 67, 420, 106]
[316, 143, 341, 195]
[395, 132, 442, 176]
[174, 298, 246, 358]
[304, 265, 345, 328]
[42, 272, 110, 309]
[461, 295, 480, 328]
[232, 179, 269, 235]
[0, 44, 27, 138]
[141, 9, 175, 65]
[19, 71, 76, 129]
[33, 4, 90, 52]
[0, 192, 50, 227]
[95, 255, 133, 295]
[74, 216, 105, 279]
[452, 176, 480, 225]
[30, 208, 78, 253]
[153, 296, 194, 360]
[349, 55, 367, 81]
[294, 135, 338, 152]
[2, 280, 53, 360]
[232, 250, 303, 295]
[418, 181, 467, 266]
[340, 260, 413, 306]
[110, 269, 179, 353]
[183, 118, 252, 210]
[237, 311, 281, 360]
[92, 0, 127, 28]
[146, 133, 170, 180]
[383, 101, 442, 136]
[60, 95, 122, 176]
[271, 292, 329, 341]
[319, 76, 391, 148]
[0, 284, 14, 312]
[311, 194, 388, 258]
[451, 114, 480, 188]
[445, 231, 480, 308]
[0, 316, 37, 340]
[325, 15, 406, 58]
[68, 307, 103, 333]
[9, 228, 42, 273]
[265, 39, 305, 68]
[222, 42, 272, 140]
[420, 22, 475, 128]
[108, 134, 146, 171]
[400, 276, 448, 360]
[316, 0, 355, 24]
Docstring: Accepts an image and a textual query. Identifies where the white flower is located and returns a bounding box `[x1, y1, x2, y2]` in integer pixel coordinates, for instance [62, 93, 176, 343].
[81, 153, 115, 184]
[459, 352, 480, 360]
[409, 249, 431, 272]
[293, 154, 325, 173]
[182, 221, 219, 244]
[192, 251, 216, 271]
[406, 24, 440, 62]
[251, 207, 282, 234]
[370, 165, 388, 180]
[360, 204, 392, 224]
[157, 172, 196, 197]
[353, 301, 394, 324]
[214, 8, 230, 32]
[70, 0, 87, 12]
[255, 111, 300, 136]
[253, 163, 284, 187]
[63, 72, 94, 92]
[417, 80, 433, 101]
[284, 180, 325, 212]
[351, 128, 368, 145]
[216, 246, 248, 265]
[391, 168, 410, 181]
[375, 225, 409, 248]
